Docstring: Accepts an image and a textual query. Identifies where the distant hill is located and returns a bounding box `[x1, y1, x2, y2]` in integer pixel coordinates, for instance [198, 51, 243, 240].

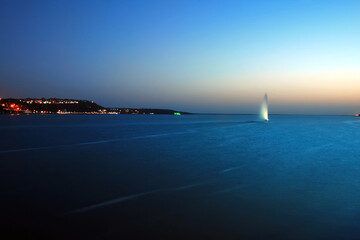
[0, 98, 105, 114]
[0, 98, 191, 115]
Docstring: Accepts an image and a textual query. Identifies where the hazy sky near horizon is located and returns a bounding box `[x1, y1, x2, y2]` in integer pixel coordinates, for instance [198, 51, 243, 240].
[1, 0, 360, 114]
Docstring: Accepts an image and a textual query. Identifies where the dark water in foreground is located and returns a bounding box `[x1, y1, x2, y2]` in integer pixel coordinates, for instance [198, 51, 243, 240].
[1, 114, 360, 239]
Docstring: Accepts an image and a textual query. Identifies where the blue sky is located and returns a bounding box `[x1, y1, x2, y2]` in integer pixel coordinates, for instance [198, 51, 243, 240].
[1, 0, 360, 114]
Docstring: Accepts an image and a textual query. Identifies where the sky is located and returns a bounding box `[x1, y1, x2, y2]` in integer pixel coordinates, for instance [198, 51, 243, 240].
[1, 0, 360, 114]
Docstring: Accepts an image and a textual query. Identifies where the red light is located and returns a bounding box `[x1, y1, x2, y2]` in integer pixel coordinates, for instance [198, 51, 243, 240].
[10, 104, 15, 108]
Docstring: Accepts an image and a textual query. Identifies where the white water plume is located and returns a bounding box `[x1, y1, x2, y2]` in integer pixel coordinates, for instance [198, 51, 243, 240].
[260, 93, 269, 121]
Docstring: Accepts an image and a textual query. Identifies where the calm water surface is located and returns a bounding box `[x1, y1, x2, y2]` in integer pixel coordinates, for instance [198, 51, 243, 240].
[1, 114, 360, 239]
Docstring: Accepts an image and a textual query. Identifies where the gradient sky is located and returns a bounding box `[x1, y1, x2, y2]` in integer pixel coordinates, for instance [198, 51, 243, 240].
[1, 0, 360, 114]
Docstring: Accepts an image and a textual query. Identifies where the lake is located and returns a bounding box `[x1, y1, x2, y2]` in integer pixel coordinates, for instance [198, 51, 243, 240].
[1, 114, 360, 239]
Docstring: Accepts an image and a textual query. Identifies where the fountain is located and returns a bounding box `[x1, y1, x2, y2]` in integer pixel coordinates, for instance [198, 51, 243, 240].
[260, 93, 269, 121]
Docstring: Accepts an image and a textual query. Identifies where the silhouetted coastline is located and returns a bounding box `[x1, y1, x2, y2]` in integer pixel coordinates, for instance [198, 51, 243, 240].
[0, 98, 191, 115]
